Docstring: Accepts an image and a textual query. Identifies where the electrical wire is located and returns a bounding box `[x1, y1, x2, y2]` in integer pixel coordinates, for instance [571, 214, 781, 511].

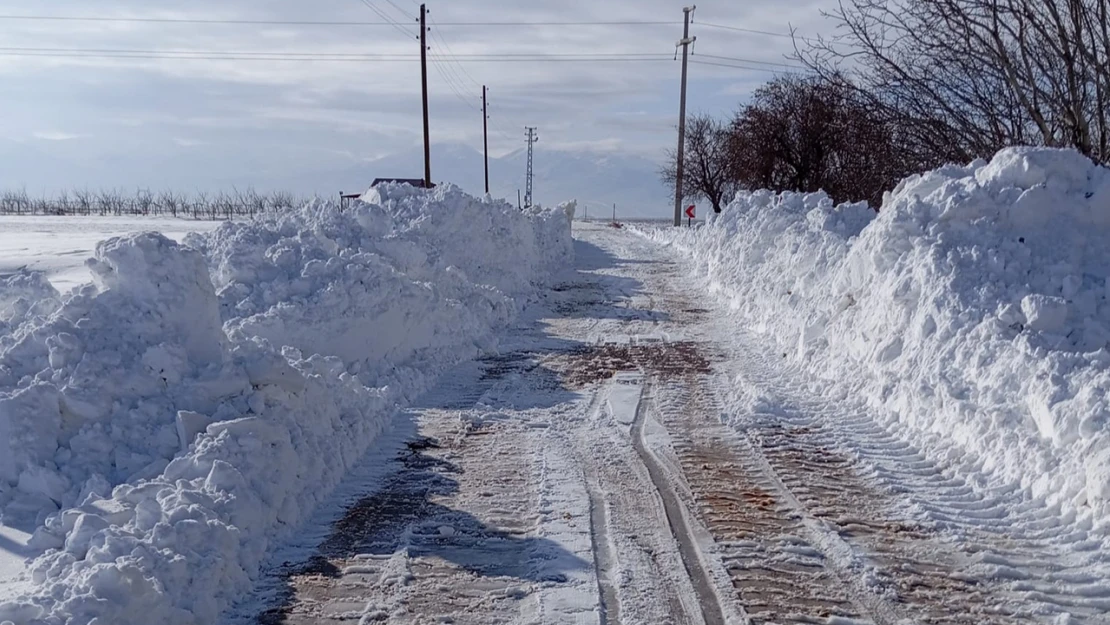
[356, 0, 416, 39]
[383, 0, 416, 20]
[0, 46, 412, 57]
[0, 14, 683, 27]
[0, 46, 674, 58]
[0, 49, 679, 62]
[689, 59, 806, 73]
[428, 52, 481, 110]
[691, 52, 804, 69]
[0, 13, 808, 40]
[427, 13, 483, 91]
[694, 22, 794, 38]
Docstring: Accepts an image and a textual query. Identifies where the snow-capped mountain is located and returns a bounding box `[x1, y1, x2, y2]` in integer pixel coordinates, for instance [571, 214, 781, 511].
[353, 143, 671, 218]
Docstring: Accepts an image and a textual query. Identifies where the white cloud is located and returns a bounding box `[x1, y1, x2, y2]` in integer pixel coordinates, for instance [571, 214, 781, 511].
[0, 0, 838, 191]
[32, 131, 83, 141]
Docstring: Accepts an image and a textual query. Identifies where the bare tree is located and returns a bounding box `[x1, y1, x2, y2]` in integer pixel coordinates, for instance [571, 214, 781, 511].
[135, 188, 154, 216]
[271, 190, 295, 211]
[158, 190, 179, 217]
[0, 186, 309, 217]
[660, 114, 735, 213]
[799, 0, 1110, 165]
[193, 190, 208, 220]
[726, 75, 908, 205]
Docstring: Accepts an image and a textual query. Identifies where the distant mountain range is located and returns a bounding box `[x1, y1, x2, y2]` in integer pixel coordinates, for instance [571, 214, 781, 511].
[0, 140, 672, 219]
[326, 143, 672, 218]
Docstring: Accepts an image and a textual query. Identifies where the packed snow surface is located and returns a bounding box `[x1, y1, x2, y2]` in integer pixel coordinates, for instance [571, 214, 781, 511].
[0, 185, 573, 624]
[641, 147, 1110, 522]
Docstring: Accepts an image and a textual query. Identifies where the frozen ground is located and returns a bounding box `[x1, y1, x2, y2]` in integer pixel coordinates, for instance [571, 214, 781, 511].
[0, 216, 223, 291]
[223, 222, 1110, 625]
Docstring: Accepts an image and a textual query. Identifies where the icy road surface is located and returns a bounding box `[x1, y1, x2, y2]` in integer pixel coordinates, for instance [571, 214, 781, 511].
[226, 223, 1110, 625]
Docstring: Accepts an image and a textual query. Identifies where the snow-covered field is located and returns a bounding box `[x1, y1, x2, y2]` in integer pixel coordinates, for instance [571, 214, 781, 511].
[0, 216, 224, 292]
[639, 146, 1110, 526]
[0, 186, 573, 624]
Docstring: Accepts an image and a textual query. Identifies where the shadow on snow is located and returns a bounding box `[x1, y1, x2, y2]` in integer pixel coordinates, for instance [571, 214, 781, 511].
[250, 232, 656, 623]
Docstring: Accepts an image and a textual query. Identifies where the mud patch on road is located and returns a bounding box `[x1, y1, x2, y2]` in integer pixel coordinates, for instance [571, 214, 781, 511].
[656, 380, 875, 623]
[555, 340, 715, 387]
[257, 438, 459, 624]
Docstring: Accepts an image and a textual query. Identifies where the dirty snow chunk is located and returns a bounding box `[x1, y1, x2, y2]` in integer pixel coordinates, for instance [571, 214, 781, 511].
[638, 146, 1110, 521]
[0, 184, 573, 625]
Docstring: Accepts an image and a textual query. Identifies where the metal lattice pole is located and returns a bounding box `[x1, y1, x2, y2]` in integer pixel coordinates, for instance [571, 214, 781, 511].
[524, 126, 539, 208]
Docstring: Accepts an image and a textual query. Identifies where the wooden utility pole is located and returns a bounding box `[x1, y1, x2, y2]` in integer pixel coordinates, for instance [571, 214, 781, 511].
[483, 85, 490, 194]
[673, 5, 696, 226]
[420, 3, 431, 188]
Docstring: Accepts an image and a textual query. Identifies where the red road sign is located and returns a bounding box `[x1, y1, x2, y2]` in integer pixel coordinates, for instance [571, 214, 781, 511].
[685, 205, 696, 219]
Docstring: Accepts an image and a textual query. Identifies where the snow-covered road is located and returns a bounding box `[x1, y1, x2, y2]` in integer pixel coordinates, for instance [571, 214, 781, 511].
[228, 222, 1110, 625]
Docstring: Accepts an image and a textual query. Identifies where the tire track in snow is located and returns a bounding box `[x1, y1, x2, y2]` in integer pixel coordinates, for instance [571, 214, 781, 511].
[585, 469, 620, 625]
[579, 389, 622, 625]
[618, 226, 1110, 625]
[719, 331, 1110, 624]
[250, 352, 572, 625]
[653, 373, 891, 624]
[565, 369, 703, 625]
[631, 378, 728, 625]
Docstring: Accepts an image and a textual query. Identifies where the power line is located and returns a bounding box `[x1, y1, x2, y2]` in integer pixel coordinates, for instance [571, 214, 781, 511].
[383, 0, 416, 20]
[430, 47, 480, 97]
[435, 20, 681, 26]
[689, 59, 806, 74]
[427, 53, 480, 110]
[427, 31, 482, 95]
[0, 46, 675, 59]
[0, 14, 682, 27]
[0, 46, 413, 57]
[692, 52, 804, 69]
[0, 13, 808, 38]
[694, 22, 794, 38]
[0, 14, 397, 25]
[0, 13, 808, 35]
[427, 13, 483, 91]
[357, 0, 416, 39]
[0, 50, 679, 63]
[486, 96, 528, 145]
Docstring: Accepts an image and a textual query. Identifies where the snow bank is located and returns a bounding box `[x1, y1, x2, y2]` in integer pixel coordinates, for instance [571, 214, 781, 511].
[642, 147, 1110, 520]
[0, 184, 572, 624]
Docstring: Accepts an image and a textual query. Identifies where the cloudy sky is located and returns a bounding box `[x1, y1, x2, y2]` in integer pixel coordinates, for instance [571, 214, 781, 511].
[0, 0, 836, 195]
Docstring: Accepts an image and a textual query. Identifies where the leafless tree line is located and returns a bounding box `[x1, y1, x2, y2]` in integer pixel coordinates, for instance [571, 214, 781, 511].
[800, 0, 1110, 166]
[662, 77, 904, 211]
[664, 0, 1110, 211]
[0, 188, 306, 220]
